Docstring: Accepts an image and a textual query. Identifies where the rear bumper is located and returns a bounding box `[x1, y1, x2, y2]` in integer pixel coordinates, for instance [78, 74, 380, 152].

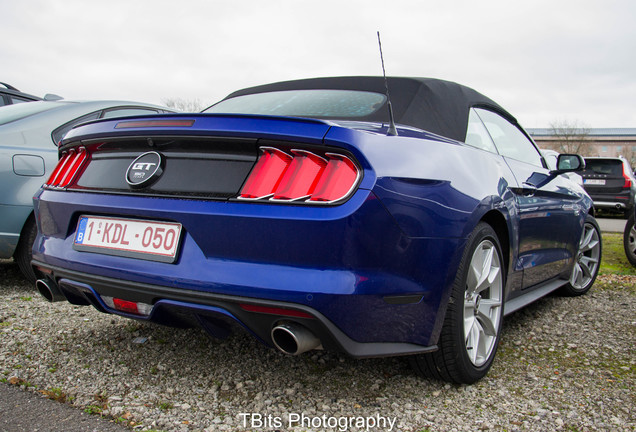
[593, 200, 629, 210]
[33, 188, 465, 351]
[587, 191, 634, 212]
[32, 260, 437, 358]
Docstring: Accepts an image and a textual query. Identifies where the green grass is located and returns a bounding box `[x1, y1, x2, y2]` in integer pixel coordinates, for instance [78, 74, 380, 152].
[84, 405, 103, 415]
[599, 232, 636, 276]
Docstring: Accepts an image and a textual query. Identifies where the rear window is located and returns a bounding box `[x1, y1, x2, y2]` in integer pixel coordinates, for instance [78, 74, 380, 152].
[585, 159, 623, 176]
[0, 101, 60, 126]
[204, 90, 386, 118]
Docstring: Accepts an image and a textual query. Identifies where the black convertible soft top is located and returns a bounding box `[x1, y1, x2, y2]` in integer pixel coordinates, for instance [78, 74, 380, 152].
[222, 76, 515, 142]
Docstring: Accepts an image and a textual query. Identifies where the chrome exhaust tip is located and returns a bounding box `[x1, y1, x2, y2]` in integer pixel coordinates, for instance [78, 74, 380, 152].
[35, 279, 66, 303]
[271, 323, 321, 355]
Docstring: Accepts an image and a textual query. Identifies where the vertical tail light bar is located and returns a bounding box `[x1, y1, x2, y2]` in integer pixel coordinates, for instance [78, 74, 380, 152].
[239, 147, 292, 199]
[622, 163, 633, 189]
[46, 150, 74, 186]
[271, 150, 327, 201]
[308, 153, 359, 202]
[45, 147, 89, 189]
[239, 146, 361, 204]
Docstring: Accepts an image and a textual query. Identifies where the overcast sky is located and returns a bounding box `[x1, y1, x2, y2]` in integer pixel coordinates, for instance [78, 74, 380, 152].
[1, 0, 635, 128]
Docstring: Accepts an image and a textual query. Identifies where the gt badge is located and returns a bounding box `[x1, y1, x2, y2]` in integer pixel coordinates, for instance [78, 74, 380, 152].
[126, 151, 164, 188]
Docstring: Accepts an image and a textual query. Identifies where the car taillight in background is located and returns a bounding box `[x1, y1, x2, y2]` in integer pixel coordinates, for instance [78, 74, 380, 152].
[623, 163, 633, 189]
[45, 147, 89, 188]
[239, 147, 361, 204]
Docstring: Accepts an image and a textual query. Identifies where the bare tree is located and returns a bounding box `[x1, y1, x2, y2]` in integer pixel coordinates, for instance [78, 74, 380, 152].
[621, 145, 636, 170]
[162, 97, 205, 113]
[548, 120, 591, 155]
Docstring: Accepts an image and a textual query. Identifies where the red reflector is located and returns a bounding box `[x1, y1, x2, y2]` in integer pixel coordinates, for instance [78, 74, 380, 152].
[239, 304, 314, 319]
[114, 119, 195, 129]
[240, 147, 292, 199]
[309, 153, 359, 202]
[273, 150, 327, 200]
[113, 298, 140, 315]
[33, 266, 53, 276]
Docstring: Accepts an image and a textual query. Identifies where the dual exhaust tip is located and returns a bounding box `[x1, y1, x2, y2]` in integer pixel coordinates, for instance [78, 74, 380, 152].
[35, 279, 66, 303]
[37, 278, 321, 356]
[271, 322, 322, 356]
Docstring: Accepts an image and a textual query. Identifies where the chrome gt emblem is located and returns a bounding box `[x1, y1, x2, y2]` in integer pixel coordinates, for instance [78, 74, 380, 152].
[126, 151, 164, 188]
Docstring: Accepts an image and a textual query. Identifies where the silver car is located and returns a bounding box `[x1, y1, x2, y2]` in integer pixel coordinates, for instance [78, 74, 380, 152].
[0, 100, 172, 281]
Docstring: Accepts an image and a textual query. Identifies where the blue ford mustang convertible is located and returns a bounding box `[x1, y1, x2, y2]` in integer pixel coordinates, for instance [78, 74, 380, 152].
[32, 77, 601, 383]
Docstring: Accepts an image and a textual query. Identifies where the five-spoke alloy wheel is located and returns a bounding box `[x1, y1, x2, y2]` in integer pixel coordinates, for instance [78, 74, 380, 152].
[411, 222, 504, 384]
[463, 239, 503, 367]
[562, 214, 602, 296]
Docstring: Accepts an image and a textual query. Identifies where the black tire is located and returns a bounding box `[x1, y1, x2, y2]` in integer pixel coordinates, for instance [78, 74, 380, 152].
[411, 222, 505, 384]
[560, 214, 602, 296]
[624, 213, 636, 266]
[14, 215, 38, 284]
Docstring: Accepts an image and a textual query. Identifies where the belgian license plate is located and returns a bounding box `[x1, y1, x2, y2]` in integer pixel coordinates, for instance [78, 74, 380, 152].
[584, 179, 605, 185]
[73, 216, 182, 263]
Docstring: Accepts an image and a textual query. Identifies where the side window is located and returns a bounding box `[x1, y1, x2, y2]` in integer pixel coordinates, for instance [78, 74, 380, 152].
[51, 112, 101, 144]
[475, 108, 543, 167]
[101, 108, 159, 119]
[10, 96, 30, 104]
[465, 108, 498, 153]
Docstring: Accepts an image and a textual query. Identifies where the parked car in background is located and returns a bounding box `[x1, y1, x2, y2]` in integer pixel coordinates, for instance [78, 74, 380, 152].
[32, 77, 600, 384]
[580, 157, 636, 217]
[0, 82, 42, 106]
[0, 100, 173, 282]
[624, 208, 636, 266]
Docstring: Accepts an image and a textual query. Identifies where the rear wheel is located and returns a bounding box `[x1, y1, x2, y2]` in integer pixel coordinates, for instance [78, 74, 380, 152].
[14, 215, 37, 284]
[411, 222, 504, 384]
[560, 214, 601, 296]
[624, 214, 636, 266]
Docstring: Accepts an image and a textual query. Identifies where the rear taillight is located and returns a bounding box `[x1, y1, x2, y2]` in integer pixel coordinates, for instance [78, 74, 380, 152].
[239, 147, 360, 204]
[45, 147, 89, 189]
[623, 163, 632, 189]
[239, 147, 292, 199]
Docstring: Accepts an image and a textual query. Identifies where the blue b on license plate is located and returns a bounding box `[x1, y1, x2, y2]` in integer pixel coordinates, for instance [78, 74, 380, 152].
[73, 216, 182, 263]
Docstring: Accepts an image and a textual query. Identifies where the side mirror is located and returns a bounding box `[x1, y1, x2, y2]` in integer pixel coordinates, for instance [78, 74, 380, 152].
[553, 154, 585, 174]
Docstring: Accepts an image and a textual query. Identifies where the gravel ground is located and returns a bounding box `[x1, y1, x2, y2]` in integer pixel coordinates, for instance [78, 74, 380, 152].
[1, 259, 634, 432]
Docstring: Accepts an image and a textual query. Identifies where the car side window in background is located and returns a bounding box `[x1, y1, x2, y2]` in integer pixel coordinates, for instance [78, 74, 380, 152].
[465, 108, 498, 153]
[51, 112, 101, 145]
[101, 108, 159, 118]
[10, 96, 30, 104]
[475, 108, 544, 168]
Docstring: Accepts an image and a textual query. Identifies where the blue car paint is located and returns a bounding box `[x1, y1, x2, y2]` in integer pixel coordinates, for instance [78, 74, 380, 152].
[32, 113, 593, 353]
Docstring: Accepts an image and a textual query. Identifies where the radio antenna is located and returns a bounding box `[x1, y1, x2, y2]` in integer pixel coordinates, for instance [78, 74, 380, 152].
[377, 31, 398, 136]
